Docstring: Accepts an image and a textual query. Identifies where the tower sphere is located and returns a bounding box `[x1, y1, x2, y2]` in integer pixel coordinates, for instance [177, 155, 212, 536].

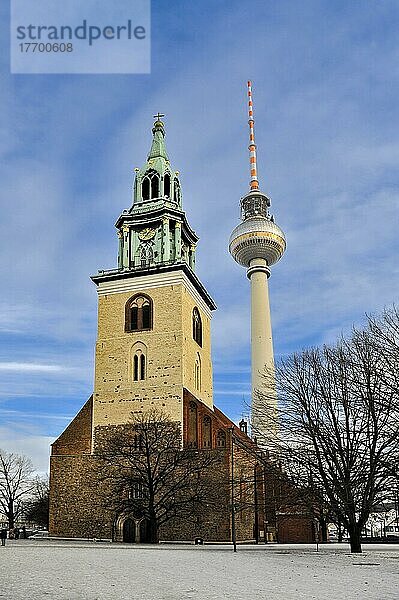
[229, 213, 286, 268]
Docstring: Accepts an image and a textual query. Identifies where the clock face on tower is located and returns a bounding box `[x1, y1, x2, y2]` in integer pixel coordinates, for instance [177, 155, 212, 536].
[138, 227, 156, 241]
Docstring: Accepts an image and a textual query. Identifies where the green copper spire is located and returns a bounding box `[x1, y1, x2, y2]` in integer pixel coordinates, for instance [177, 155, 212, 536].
[131, 114, 182, 209]
[148, 114, 169, 161]
[114, 116, 198, 274]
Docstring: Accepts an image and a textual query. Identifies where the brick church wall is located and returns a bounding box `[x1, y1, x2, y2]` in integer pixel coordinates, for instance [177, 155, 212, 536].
[50, 396, 114, 539]
[51, 397, 93, 456]
[49, 454, 114, 539]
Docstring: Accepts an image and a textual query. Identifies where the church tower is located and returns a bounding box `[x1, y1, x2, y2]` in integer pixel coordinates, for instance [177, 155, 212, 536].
[229, 82, 286, 438]
[91, 115, 216, 433]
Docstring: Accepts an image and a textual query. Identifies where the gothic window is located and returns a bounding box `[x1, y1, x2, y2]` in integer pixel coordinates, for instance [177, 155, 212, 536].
[217, 430, 226, 448]
[133, 347, 146, 381]
[194, 354, 201, 392]
[188, 401, 198, 448]
[193, 308, 202, 347]
[141, 170, 160, 200]
[164, 173, 171, 198]
[203, 416, 212, 448]
[126, 295, 153, 332]
[142, 177, 150, 200]
[151, 175, 159, 199]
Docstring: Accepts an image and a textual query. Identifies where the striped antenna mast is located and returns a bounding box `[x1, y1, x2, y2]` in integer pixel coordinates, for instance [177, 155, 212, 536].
[247, 80, 260, 191]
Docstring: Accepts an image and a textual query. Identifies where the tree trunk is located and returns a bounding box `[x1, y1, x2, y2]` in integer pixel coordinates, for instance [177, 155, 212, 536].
[348, 524, 362, 553]
[148, 517, 159, 544]
[147, 500, 159, 544]
[8, 500, 14, 529]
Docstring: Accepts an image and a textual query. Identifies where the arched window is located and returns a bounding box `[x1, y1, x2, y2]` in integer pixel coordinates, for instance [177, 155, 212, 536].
[126, 295, 153, 332]
[217, 430, 226, 448]
[141, 170, 160, 200]
[188, 401, 198, 448]
[193, 308, 202, 347]
[164, 173, 171, 198]
[151, 175, 159, 199]
[194, 354, 201, 392]
[142, 177, 150, 200]
[132, 343, 147, 381]
[203, 416, 212, 448]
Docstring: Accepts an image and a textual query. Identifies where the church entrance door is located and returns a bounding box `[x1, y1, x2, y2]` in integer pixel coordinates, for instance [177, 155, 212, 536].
[123, 518, 136, 542]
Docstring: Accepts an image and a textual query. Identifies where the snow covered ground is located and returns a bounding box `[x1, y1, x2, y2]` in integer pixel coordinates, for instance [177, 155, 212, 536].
[0, 540, 397, 599]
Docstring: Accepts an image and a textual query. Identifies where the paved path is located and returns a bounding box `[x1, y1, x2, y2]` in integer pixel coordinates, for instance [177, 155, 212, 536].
[0, 541, 397, 599]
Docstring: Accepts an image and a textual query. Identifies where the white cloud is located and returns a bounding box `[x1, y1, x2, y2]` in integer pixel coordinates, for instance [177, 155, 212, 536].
[0, 362, 67, 372]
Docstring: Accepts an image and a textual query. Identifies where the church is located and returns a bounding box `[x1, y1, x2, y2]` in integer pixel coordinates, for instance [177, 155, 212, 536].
[49, 114, 314, 544]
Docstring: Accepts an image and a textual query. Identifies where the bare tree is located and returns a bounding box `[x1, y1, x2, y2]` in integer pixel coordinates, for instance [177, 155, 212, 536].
[25, 475, 49, 528]
[98, 409, 221, 543]
[254, 309, 399, 553]
[0, 450, 35, 528]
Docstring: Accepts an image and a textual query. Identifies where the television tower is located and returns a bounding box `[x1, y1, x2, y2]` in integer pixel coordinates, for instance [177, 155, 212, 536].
[229, 81, 286, 438]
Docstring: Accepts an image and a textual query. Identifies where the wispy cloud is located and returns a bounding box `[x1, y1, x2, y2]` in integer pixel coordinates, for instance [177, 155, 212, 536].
[0, 362, 68, 372]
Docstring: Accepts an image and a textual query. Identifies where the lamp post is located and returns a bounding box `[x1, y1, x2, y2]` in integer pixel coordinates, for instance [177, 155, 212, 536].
[254, 464, 259, 544]
[230, 427, 237, 553]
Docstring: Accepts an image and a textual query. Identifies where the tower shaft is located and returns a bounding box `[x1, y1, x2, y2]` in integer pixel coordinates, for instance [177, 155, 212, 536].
[248, 259, 276, 434]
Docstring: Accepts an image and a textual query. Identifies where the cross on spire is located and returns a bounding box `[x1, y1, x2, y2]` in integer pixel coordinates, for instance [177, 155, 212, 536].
[153, 112, 165, 121]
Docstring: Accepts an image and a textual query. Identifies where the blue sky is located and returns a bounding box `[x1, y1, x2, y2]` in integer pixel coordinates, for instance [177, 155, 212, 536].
[1, 0, 399, 472]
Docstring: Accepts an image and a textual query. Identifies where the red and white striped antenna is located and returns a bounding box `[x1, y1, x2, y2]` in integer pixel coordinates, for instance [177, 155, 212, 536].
[247, 80, 259, 191]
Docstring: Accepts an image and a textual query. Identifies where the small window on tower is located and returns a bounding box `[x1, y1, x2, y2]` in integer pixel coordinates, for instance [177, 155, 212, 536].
[142, 170, 159, 200]
[164, 173, 171, 198]
[142, 177, 150, 200]
[126, 294, 153, 332]
[151, 174, 159, 198]
[192, 308, 202, 347]
[132, 343, 147, 382]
